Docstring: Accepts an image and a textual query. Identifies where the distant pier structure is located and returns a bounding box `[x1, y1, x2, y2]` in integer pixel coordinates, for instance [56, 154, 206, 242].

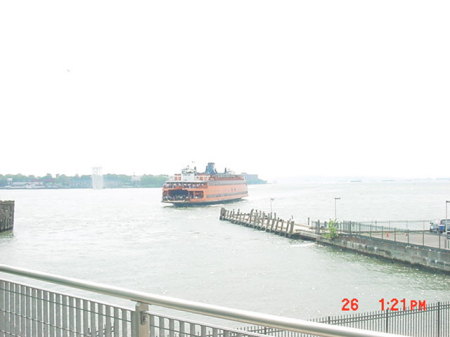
[91, 167, 104, 189]
[241, 173, 266, 184]
[0, 201, 14, 232]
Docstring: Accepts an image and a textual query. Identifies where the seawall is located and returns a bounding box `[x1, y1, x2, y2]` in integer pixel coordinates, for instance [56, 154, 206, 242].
[318, 234, 450, 273]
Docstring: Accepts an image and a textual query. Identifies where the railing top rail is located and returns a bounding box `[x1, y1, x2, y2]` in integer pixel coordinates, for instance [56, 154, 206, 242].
[0, 264, 405, 337]
[343, 220, 433, 223]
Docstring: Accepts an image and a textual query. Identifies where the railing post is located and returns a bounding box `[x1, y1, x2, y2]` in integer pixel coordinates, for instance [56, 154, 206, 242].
[437, 302, 440, 337]
[134, 302, 149, 337]
[385, 310, 389, 333]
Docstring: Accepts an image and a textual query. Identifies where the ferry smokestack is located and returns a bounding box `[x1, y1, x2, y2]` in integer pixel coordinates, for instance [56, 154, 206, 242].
[205, 162, 217, 175]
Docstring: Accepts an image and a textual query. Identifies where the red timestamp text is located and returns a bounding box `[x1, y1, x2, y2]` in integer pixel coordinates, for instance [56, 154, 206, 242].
[341, 298, 359, 311]
[341, 298, 427, 312]
[378, 298, 427, 311]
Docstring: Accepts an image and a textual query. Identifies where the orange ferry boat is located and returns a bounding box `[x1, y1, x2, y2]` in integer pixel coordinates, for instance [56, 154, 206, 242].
[162, 163, 248, 205]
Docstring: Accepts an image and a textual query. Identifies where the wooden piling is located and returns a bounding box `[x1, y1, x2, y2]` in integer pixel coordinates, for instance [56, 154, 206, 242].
[0, 201, 14, 232]
[270, 216, 276, 232]
[289, 220, 294, 237]
[219, 208, 319, 241]
[220, 208, 226, 220]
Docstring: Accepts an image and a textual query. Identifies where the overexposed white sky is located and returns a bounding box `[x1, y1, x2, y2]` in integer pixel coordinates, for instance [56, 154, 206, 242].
[1, 0, 449, 180]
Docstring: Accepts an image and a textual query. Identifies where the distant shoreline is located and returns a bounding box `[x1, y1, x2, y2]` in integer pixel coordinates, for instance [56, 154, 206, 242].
[0, 172, 266, 189]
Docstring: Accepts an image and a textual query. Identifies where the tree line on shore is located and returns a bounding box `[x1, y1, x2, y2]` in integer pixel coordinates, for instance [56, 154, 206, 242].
[0, 173, 169, 189]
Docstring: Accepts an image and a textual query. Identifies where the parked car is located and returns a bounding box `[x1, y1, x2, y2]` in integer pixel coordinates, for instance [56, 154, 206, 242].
[442, 219, 450, 239]
[430, 219, 450, 234]
[441, 219, 450, 232]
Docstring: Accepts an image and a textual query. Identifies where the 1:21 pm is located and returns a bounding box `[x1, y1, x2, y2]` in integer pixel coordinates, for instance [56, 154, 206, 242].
[378, 298, 426, 311]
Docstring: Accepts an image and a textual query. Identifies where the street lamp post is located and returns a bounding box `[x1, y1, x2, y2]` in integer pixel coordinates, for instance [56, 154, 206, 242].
[446, 201, 450, 248]
[446, 200, 450, 231]
[334, 197, 341, 220]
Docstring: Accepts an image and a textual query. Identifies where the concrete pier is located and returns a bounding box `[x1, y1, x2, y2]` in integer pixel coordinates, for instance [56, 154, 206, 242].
[220, 208, 450, 274]
[0, 201, 14, 232]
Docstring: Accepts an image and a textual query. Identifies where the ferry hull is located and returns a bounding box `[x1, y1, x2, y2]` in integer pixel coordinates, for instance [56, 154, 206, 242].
[162, 187, 248, 206]
[165, 197, 246, 207]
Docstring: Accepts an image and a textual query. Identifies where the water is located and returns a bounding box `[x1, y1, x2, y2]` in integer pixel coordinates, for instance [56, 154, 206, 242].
[0, 181, 450, 320]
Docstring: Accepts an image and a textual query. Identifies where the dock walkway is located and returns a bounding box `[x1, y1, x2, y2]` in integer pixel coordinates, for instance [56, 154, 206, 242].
[219, 208, 320, 240]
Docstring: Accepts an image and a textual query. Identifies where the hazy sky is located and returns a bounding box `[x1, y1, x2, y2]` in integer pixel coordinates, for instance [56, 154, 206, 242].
[1, 1, 449, 180]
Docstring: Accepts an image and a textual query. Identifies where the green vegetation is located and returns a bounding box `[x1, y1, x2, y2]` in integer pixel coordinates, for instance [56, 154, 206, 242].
[324, 219, 339, 239]
[140, 174, 168, 187]
[0, 173, 169, 189]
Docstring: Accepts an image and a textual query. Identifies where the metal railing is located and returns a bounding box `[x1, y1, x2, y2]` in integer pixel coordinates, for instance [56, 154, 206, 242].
[340, 221, 432, 232]
[0, 279, 134, 337]
[314, 221, 432, 233]
[242, 302, 450, 337]
[314, 221, 450, 250]
[0, 264, 406, 337]
[147, 312, 267, 337]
